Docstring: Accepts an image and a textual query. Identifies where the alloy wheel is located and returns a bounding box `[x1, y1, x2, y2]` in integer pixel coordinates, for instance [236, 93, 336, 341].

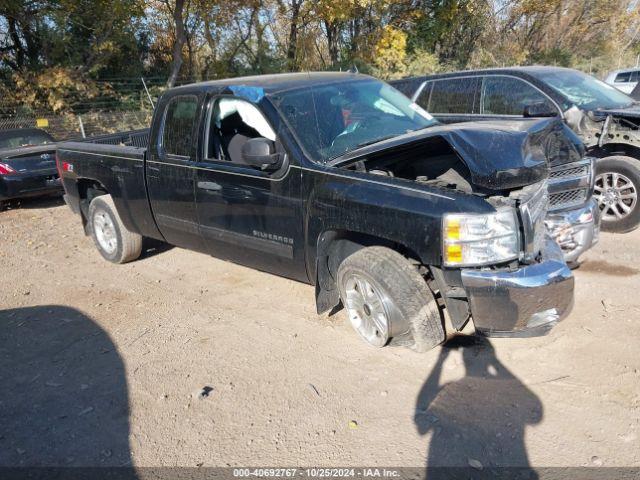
[594, 172, 638, 222]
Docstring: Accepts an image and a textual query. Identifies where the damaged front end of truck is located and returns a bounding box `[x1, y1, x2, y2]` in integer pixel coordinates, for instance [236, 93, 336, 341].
[330, 117, 576, 337]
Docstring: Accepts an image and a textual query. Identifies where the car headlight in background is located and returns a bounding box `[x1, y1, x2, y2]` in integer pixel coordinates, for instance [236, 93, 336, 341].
[443, 209, 520, 266]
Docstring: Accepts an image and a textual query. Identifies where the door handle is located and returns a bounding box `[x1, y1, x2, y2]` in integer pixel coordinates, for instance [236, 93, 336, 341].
[197, 181, 222, 191]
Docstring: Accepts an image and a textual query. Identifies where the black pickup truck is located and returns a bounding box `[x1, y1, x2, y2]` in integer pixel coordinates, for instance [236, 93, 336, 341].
[58, 72, 574, 352]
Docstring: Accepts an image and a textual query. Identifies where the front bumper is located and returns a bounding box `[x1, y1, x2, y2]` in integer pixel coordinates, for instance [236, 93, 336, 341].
[460, 237, 574, 337]
[545, 198, 600, 264]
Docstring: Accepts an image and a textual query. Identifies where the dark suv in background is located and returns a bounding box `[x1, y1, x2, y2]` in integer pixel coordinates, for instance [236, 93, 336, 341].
[391, 67, 640, 234]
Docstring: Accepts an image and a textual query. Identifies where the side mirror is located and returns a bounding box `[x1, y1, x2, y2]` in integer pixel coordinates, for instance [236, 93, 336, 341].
[241, 137, 282, 171]
[523, 102, 559, 118]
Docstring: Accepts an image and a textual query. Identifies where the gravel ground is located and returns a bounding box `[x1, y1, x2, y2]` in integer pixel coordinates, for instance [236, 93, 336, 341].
[0, 196, 639, 469]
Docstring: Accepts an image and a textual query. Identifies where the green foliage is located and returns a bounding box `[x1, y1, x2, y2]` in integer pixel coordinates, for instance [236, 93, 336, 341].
[530, 48, 574, 67]
[1, 0, 639, 113]
[10, 67, 118, 113]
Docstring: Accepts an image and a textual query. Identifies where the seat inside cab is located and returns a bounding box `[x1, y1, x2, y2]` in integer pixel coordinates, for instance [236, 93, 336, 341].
[207, 98, 276, 165]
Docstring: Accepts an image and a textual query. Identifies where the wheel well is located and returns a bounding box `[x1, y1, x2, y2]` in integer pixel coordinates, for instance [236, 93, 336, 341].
[313, 229, 425, 315]
[76, 179, 109, 231]
[591, 143, 640, 160]
[320, 230, 422, 277]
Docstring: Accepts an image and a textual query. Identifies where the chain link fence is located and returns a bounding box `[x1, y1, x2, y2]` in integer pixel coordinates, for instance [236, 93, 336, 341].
[0, 110, 153, 141]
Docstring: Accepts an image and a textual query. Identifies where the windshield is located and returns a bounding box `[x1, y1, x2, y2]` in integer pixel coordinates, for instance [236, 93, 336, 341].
[533, 69, 635, 111]
[270, 79, 437, 162]
[0, 131, 54, 149]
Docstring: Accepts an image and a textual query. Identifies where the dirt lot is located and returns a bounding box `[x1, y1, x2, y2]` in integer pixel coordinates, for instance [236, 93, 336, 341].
[1, 196, 639, 469]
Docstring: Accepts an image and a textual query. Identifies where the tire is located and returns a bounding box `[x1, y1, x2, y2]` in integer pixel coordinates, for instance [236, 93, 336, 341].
[594, 156, 640, 233]
[336, 246, 445, 353]
[88, 194, 142, 264]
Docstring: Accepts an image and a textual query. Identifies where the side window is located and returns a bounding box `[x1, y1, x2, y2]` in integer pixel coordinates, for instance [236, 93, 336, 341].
[161, 95, 198, 157]
[631, 71, 639, 83]
[427, 78, 479, 114]
[415, 81, 433, 110]
[205, 97, 275, 166]
[615, 72, 632, 83]
[482, 76, 556, 116]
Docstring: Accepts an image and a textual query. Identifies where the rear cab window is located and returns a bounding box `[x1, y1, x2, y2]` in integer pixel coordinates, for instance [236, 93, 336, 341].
[160, 95, 199, 158]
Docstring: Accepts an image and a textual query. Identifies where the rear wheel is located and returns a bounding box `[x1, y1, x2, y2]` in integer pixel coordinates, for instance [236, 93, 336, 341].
[594, 156, 640, 233]
[88, 194, 142, 264]
[336, 246, 445, 352]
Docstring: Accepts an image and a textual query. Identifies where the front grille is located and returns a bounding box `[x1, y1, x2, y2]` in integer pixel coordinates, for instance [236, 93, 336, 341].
[549, 188, 588, 209]
[547, 158, 593, 212]
[549, 165, 589, 179]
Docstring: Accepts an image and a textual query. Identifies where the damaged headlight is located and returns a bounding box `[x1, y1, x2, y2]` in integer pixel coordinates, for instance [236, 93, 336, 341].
[443, 209, 520, 267]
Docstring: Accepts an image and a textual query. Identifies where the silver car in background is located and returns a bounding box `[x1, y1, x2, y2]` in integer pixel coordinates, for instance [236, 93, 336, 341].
[605, 68, 640, 95]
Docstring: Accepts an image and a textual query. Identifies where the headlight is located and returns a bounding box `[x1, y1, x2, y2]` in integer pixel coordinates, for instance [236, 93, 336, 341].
[443, 209, 520, 267]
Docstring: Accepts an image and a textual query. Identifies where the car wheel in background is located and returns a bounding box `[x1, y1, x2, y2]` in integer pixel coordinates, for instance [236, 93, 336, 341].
[594, 156, 640, 233]
[336, 246, 445, 352]
[88, 194, 142, 264]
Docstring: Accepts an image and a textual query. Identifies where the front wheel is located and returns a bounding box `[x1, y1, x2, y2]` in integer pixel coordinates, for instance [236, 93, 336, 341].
[594, 156, 640, 233]
[88, 194, 142, 263]
[336, 246, 445, 352]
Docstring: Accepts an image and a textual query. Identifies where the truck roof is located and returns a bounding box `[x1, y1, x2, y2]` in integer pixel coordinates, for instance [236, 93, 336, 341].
[169, 71, 370, 95]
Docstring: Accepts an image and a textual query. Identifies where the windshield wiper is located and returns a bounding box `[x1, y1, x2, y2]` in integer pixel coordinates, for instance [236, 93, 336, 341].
[410, 124, 437, 132]
[354, 134, 398, 150]
[326, 134, 398, 162]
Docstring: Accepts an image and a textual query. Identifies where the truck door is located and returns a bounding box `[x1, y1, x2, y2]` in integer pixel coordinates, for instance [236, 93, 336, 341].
[146, 93, 205, 252]
[194, 95, 307, 282]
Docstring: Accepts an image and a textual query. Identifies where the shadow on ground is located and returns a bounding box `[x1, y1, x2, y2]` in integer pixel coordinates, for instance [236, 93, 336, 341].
[0, 305, 131, 467]
[416, 336, 543, 479]
[139, 237, 174, 260]
[1, 195, 65, 211]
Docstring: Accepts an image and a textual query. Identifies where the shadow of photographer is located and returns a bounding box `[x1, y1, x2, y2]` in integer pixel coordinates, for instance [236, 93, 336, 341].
[0, 305, 131, 468]
[416, 336, 543, 479]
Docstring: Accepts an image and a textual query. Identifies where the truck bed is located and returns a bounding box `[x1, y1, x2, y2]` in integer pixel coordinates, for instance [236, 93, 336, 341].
[81, 129, 149, 149]
[57, 128, 162, 241]
[60, 129, 149, 160]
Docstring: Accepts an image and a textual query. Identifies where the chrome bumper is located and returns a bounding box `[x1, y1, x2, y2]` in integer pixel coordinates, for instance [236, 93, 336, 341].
[546, 198, 600, 264]
[460, 237, 574, 337]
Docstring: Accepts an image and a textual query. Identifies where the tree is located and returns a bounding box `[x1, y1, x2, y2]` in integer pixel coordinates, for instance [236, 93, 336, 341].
[164, 0, 187, 87]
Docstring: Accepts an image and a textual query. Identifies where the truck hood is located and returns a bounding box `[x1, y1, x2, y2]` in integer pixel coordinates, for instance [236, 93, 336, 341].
[331, 118, 573, 190]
